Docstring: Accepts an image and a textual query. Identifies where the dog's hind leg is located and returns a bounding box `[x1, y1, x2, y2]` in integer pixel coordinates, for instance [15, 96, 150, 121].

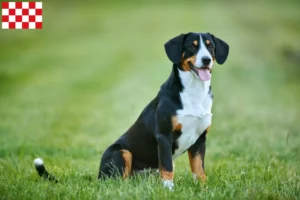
[98, 145, 132, 179]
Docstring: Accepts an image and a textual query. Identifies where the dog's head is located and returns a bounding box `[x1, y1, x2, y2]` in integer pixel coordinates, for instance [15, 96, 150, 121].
[164, 32, 229, 81]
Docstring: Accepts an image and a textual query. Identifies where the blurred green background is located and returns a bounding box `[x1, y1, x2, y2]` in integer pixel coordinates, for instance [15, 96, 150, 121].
[0, 0, 299, 199]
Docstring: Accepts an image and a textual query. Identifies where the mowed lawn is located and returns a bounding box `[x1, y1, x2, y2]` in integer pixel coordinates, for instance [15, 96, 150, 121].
[0, 0, 300, 199]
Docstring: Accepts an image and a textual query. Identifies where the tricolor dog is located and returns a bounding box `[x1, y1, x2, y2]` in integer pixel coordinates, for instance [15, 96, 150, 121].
[34, 32, 229, 190]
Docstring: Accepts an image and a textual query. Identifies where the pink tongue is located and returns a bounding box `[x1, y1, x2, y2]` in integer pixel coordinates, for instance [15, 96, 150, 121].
[197, 68, 211, 81]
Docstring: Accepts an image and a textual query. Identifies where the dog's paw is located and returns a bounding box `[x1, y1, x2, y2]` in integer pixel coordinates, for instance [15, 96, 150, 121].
[162, 180, 174, 190]
[193, 173, 206, 182]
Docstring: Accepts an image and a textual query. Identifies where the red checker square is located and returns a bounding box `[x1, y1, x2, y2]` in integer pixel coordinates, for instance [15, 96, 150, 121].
[2, 15, 9, 22]
[36, 22, 42, 29]
[15, 2, 23, 9]
[29, 2, 35, 9]
[9, 22, 15, 29]
[9, 9, 15, 15]
[2, 2, 9, 9]
[29, 15, 35, 22]
[22, 9, 29, 15]
[22, 22, 29, 29]
[15, 15, 22, 22]
[35, 9, 42, 15]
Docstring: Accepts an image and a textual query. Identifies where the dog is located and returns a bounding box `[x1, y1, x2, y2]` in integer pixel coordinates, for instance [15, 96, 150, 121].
[34, 32, 229, 190]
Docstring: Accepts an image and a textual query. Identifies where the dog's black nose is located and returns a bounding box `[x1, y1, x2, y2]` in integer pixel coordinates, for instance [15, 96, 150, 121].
[202, 57, 211, 66]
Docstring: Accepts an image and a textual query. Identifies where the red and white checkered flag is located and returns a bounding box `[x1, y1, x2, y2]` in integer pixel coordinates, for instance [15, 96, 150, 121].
[2, 2, 42, 29]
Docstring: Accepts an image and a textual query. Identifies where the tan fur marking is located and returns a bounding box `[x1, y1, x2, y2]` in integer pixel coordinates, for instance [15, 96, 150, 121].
[159, 167, 174, 181]
[120, 149, 132, 179]
[171, 116, 182, 131]
[188, 151, 206, 181]
[206, 40, 211, 45]
[193, 40, 198, 46]
[182, 55, 196, 72]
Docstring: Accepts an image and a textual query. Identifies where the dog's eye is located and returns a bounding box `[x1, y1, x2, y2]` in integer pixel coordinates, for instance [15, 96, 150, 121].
[189, 44, 196, 50]
[208, 45, 214, 49]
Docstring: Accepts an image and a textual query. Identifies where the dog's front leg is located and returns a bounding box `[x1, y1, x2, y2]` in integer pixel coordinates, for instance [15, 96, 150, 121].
[156, 134, 174, 190]
[188, 129, 207, 182]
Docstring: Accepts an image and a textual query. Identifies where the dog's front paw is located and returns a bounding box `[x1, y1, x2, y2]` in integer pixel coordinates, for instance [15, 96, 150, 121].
[193, 173, 206, 182]
[162, 180, 174, 190]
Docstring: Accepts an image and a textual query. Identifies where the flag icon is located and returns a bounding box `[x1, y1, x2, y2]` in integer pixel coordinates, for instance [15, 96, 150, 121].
[2, 2, 42, 29]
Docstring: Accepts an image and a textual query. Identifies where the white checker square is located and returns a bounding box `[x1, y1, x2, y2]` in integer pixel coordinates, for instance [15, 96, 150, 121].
[35, 16, 42, 22]
[2, 9, 9, 16]
[15, 22, 22, 29]
[2, 22, 9, 29]
[22, 2, 29, 9]
[8, 2, 15, 9]
[9, 15, 15, 22]
[22, 15, 29, 22]
[29, 9, 35, 16]
[35, 2, 42, 9]
[15, 9, 22, 16]
[29, 22, 35, 29]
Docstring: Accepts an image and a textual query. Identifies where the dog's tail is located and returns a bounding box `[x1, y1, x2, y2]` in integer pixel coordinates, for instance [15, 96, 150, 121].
[34, 158, 57, 182]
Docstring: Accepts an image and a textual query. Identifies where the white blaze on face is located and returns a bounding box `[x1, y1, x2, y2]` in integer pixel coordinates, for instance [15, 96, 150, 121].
[194, 35, 214, 81]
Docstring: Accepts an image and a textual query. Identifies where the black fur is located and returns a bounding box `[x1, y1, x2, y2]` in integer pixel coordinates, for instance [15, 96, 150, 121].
[164, 34, 185, 64]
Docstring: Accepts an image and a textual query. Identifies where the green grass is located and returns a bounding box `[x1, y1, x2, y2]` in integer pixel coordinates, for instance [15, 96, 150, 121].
[1, 0, 300, 199]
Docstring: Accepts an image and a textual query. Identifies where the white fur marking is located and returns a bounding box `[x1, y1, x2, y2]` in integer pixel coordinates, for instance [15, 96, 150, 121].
[34, 158, 44, 166]
[163, 180, 174, 190]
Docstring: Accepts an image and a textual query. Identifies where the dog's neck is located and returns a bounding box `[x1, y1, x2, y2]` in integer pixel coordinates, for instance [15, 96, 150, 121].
[176, 66, 212, 117]
[163, 65, 211, 98]
[162, 65, 212, 117]
[177, 68, 211, 99]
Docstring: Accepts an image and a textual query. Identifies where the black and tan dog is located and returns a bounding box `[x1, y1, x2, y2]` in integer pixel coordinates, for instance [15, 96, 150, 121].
[34, 32, 229, 189]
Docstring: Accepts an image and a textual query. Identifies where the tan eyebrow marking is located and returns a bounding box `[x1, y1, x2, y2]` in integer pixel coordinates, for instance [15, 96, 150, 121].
[193, 40, 198, 46]
[206, 40, 211, 45]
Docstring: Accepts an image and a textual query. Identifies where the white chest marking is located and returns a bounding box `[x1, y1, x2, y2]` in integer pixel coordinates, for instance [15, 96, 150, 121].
[172, 69, 213, 160]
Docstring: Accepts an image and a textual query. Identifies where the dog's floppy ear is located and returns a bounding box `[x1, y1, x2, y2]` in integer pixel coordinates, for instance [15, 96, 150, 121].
[164, 34, 185, 64]
[209, 33, 229, 65]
